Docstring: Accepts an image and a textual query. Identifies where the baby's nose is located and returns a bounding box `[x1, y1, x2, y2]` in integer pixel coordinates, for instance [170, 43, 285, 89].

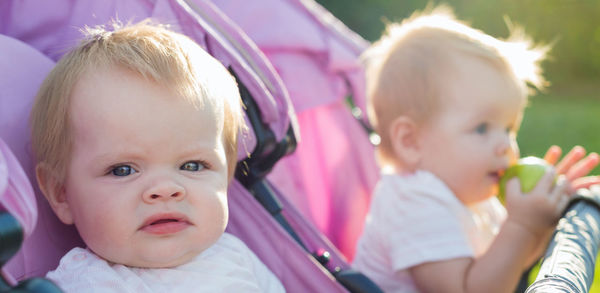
[496, 133, 514, 155]
[142, 179, 186, 203]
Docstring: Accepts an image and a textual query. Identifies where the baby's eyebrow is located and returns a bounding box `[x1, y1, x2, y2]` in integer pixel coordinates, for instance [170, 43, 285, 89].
[89, 151, 144, 165]
[177, 142, 221, 158]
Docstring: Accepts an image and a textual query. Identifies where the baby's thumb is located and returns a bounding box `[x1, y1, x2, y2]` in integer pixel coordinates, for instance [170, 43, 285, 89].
[505, 177, 522, 198]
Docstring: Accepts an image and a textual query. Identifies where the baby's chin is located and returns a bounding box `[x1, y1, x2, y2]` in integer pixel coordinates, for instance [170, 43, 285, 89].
[90, 228, 226, 268]
[93, 242, 210, 269]
[116, 250, 202, 269]
[457, 188, 497, 206]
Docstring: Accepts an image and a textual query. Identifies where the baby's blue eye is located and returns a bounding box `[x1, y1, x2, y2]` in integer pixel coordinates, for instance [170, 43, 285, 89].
[111, 165, 136, 176]
[475, 123, 488, 134]
[181, 161, 204, 172]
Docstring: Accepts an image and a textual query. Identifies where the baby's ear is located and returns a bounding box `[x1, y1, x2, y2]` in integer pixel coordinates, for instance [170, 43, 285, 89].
[389, 116, 422, 170]
[35, 163, 74, 225]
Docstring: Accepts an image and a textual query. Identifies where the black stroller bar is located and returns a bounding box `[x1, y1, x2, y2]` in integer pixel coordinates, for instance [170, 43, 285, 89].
[526, 187, 600, 293]
[0, 213, 22, 292]
[0, 212, 62, 292]
[230, 69, 384, 293]
[230, 69, 305, 249]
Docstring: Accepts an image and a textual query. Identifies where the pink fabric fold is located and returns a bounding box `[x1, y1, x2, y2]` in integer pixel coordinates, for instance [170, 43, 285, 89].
[214, 0, 379, 260]
[0, 139, 36, 237]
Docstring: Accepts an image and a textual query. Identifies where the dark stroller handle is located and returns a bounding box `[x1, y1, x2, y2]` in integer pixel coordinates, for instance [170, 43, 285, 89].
[334, 269, 384, 293]
[230, 69, 384, 293]
[526, 187, 600, 293]
[0, 212, 62, 293]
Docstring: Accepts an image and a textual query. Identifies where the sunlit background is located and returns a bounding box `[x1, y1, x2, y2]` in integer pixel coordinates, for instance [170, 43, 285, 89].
[315, 0, 600, 290]
[316, 0, 600, 169]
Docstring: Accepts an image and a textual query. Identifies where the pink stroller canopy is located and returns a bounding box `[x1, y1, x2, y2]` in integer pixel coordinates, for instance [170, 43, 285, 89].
[214, 0, 380, 261]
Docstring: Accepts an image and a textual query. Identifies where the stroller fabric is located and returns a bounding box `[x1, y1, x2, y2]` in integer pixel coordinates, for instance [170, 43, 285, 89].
[214, 0, 379, 260]
[0, 33, 84, 280]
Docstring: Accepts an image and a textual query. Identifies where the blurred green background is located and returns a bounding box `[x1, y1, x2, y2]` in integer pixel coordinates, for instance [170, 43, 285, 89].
[316, 0, 600, 167]
[315, 0, 600, 291]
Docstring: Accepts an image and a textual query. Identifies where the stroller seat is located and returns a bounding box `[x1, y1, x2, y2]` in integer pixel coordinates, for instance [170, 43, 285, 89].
[0, 33, 84, 282]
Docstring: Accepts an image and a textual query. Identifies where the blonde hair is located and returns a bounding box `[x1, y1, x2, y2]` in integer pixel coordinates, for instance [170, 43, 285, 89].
[363, 5, 549, 166]
[31, 20, 244, 183]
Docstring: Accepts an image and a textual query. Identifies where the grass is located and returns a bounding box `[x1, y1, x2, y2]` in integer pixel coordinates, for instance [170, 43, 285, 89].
[517, 85, 600, 291]
[519, 90, 600, 168]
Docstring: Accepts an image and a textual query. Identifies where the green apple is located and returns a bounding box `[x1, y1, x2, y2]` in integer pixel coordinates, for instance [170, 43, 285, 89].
[498, 156, 552, 203]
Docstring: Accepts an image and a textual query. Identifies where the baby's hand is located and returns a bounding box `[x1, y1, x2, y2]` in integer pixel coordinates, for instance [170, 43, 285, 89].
[544, 145, 600, 192]
[503, 168, 569, 237]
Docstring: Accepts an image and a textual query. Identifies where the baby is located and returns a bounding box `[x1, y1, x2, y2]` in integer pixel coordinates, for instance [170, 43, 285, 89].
[30, 21, 284, 292]
[353, 6, 598, 293]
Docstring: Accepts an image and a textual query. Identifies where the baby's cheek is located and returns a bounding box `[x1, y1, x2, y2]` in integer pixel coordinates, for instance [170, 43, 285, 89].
[509, 141, 520, 164]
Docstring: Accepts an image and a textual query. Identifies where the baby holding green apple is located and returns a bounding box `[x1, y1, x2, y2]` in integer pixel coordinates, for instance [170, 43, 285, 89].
[353, 5, 599, 293]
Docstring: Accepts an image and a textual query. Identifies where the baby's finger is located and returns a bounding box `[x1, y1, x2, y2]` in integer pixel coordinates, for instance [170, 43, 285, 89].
[549, 175, 568, 203]
[555, 146, 586, 175]
[565, 152, 600, 181]
[543, 145, 562, 166]
[571, 176, 600, 190]
[530, 169, 557, 196]
[505, 177, 522, 198]
[556, 193, 570, 216]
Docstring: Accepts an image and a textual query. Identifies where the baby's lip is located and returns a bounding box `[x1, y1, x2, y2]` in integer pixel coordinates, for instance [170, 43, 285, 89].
[139, 212, 190, 229]
[489, 169, 505, 182]
[496, 169, 506, 178]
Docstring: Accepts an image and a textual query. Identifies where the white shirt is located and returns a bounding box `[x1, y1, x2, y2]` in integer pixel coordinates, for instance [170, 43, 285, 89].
[47, 233, 285, 292]
[353, 171, 506, 292]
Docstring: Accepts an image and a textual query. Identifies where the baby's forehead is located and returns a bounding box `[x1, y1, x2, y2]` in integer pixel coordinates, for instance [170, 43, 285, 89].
[74, 64, 219, 106]
[70, 67, 223, 131]
[69, 66, 224, 128]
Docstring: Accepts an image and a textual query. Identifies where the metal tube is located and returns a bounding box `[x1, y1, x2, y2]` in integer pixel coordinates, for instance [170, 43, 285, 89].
[526, 187, 600, 293]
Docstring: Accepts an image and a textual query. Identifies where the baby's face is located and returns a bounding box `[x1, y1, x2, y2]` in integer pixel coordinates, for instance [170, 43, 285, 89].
[62, 66, 229, 268]
[416, 54, 523, 205]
